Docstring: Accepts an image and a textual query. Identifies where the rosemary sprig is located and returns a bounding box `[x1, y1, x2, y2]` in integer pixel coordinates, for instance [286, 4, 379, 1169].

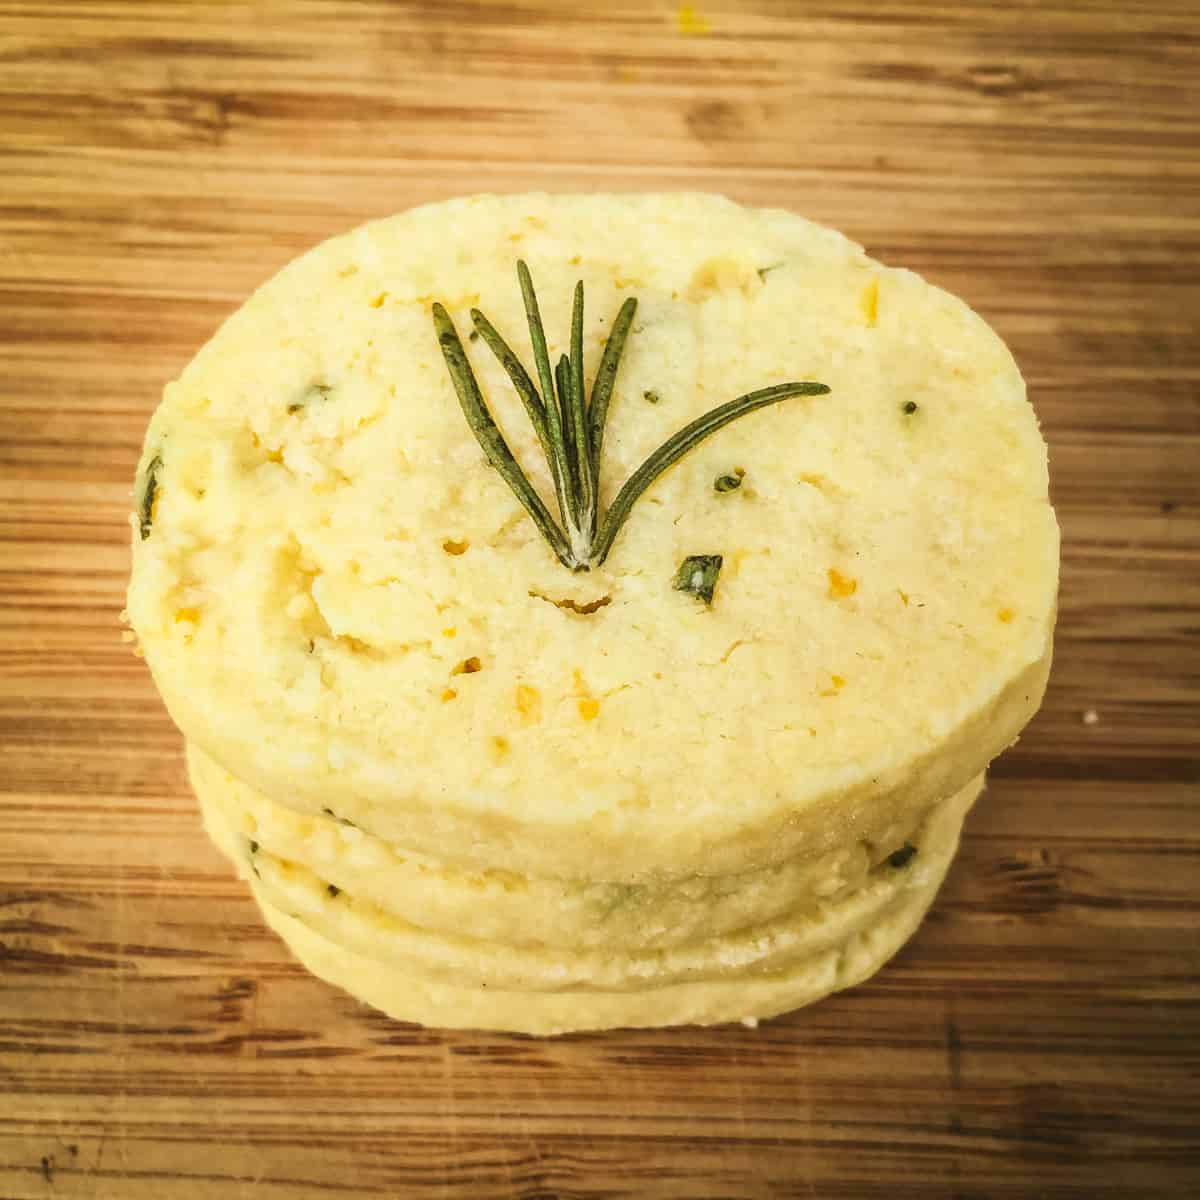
[432, 262, 831, 571]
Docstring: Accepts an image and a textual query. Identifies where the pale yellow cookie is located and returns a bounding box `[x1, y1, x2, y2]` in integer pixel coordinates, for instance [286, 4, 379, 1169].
[242, 834, 966, 1035]
[189, 742, 949, 952]
[130, 193, 1056, 882]
[201, 767, 977, 1001]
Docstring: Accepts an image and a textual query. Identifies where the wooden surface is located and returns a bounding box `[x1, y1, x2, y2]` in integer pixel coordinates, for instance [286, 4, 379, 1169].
[2, 2, 1198, 1196]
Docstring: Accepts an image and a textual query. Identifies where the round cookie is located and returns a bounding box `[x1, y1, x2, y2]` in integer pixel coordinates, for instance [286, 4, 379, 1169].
[200, 769, 979, 994]
[129, 192, 1057, 881]
[242, 843, 966, 1036]
[251, 878, 947, 1034]
[190, 742, 951, 952]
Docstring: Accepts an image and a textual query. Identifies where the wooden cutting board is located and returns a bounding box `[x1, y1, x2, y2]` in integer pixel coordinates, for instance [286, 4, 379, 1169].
[2, 3, 1197, 1196]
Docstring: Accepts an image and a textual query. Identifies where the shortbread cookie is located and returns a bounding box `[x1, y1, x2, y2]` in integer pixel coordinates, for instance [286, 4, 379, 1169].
[201, 773, 974, 1033]
[201, 770, 979, 994]
[189, 742, 961, 952]
[129, 193, 1056, 882]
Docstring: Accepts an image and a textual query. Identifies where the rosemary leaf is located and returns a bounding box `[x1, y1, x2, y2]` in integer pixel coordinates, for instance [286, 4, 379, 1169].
[592, 381, 831, 565]
[674, 555, 723, 605]
[517, 260, 575, 532]
[588, 296, 638, 475]
[470, 310, 546, 430]
[138, 454, 163, 540]
[555, 353, 579, 516]
[432, 303, 573, 567]
[888, 843, 918, 868]
[568, 280, 595, 539]
[470, 308, 565, 511]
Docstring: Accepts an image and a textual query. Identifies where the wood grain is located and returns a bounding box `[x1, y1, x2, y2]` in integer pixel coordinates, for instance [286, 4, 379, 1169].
[1, 1, 1198, 1196]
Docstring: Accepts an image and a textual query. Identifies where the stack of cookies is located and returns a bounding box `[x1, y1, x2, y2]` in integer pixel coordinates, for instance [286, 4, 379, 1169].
[127, 194, 1057, 1034]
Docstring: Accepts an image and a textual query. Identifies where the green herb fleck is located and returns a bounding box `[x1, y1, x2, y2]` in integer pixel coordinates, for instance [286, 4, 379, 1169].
[248, 840, 259, 855]
[321, 807, 357, 829]
[714, 469, 744, 493]
[888, 843, 917, 868]
[674, 554, 723, 605]
[643, 389, 660, 404]
[138, 454, 162, 540]
[288, 383, 332, 415]
[902, 401, 918, 415]
[327, 884, 342, 898]
[757, 263, 785, 282]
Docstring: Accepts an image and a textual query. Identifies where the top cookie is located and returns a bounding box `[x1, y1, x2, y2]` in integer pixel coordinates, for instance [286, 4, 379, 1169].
[127, 193, 1058, 882]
